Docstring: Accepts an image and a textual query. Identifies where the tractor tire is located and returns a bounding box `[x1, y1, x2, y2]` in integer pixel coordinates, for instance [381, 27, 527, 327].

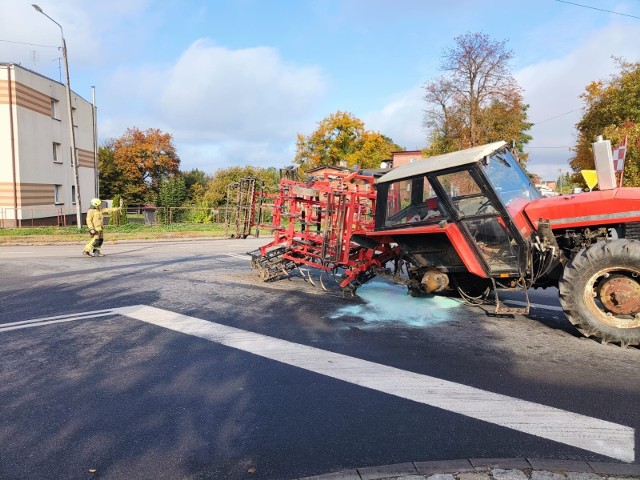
[559, 239, 640, 347]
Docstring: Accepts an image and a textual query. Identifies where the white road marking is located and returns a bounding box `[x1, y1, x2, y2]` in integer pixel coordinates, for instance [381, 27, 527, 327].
[0, 251, 31, 255]
[114, 304, 634, 462]
[3, 305, 635, 461]
[225, 253, 250, 260]
[0, 309, 117, 333]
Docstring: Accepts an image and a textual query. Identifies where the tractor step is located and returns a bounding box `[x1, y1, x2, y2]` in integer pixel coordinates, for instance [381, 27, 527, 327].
[494, 302, 530, 315]
[492, 278, 531, 316]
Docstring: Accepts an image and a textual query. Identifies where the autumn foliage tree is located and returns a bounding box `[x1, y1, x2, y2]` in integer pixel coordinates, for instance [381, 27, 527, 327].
[97, 141, 122, 200]
[201, 165, 280, 207]
[423, 32, 532, 162]
[99, 127, 180, 204]
[570, 59, 640, 187]
[294, 111, 403, 171]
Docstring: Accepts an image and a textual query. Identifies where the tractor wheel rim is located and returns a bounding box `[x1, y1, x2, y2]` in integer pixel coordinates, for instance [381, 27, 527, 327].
[584, 267, 640, 329]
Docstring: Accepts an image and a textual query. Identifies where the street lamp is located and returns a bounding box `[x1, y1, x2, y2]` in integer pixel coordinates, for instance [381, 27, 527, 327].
[32, 4, 82, 229]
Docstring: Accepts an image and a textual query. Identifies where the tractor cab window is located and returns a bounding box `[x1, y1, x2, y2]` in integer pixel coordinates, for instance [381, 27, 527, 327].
[384, 176, 444, 228]
[435, 168, 520, 273]
[482, 149, 541, 206]
[436, 170, 498, 217]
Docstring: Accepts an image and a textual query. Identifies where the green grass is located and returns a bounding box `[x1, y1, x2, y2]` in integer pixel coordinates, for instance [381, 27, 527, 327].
[0, 223, 230, 244]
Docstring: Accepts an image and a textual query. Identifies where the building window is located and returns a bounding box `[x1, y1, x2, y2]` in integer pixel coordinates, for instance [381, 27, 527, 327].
[71, 185, 76, 205]
[54, 185, 63, 205]
[53, 142, 62, 163]
[72, 106, 78, 127]
[51, 99, 60, 119]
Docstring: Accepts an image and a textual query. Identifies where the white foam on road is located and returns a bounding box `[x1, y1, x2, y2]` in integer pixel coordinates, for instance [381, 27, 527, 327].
[115, 304, 634, 462]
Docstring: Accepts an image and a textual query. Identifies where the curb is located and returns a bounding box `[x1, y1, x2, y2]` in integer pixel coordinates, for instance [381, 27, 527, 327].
[299, 458, 640, 480]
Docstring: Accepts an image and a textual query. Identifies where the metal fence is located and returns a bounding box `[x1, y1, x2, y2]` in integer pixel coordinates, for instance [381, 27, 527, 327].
[0, 205, 240, 228]
[125, 206, 232, 225]
[0, 206, 78, 228]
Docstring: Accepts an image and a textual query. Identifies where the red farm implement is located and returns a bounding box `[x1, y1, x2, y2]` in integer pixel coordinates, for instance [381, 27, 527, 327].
[246, 170, 399, 294]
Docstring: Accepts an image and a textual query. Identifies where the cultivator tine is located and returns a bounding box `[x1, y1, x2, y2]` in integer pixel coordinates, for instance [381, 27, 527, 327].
[297, 266, 308, 282]
[304, 269, 315, 287]
[319, 272, 328, 291]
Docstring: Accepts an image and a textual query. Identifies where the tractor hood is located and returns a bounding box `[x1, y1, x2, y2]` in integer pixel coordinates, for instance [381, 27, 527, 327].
[523, 188, 640, 230]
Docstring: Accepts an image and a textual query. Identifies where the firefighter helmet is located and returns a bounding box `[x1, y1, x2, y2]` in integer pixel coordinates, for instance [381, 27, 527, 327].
[90, 198, 101, 207]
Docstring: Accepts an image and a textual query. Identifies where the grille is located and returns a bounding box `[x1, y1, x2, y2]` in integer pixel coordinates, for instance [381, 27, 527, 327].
[625, 222, 640, 240]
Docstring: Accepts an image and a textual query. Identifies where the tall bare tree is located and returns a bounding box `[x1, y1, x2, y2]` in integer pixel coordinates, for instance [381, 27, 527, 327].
[423, 32, 531, 161]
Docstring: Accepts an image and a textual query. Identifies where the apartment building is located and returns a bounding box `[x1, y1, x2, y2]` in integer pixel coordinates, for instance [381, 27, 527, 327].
[0, 63, 97, 227]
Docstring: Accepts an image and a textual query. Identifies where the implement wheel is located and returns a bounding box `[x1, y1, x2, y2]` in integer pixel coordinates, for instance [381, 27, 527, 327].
[559, 239, 640, 347]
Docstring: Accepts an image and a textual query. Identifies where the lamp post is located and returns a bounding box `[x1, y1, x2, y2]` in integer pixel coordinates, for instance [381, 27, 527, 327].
[33, 4, 82, 229]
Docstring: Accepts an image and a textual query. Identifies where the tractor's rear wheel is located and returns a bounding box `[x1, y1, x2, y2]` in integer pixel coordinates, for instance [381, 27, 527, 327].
[559, 239, 640, 347]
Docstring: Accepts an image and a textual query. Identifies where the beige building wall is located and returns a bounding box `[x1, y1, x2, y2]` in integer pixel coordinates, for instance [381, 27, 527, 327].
[0, 63, 96, 226]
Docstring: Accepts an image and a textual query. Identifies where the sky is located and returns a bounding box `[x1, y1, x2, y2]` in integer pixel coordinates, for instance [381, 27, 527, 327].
[1, 0, 639, 181]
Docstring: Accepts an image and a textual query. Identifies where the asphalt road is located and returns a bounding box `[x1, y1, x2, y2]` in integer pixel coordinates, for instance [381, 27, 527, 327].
[0, 238, 638, 479]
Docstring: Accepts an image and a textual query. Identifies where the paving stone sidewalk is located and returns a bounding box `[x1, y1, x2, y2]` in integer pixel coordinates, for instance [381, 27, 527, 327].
[299, 458, 640, 480]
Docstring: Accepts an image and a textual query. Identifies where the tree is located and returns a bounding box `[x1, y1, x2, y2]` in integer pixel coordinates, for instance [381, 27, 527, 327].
[181, 169, 209, 203]
[570, 59, 640, 187]
[202, 165, 280, 208]
[97, 141, 131, 200]
[423, 32, 532, 161]
[158, 176, 187, 208]
[110, 194, 128, 225]
[555, 171, 572, 194]
[110, 127, 181, 203]
[294, 111, 403, 171]
[157, 175, 188, 223]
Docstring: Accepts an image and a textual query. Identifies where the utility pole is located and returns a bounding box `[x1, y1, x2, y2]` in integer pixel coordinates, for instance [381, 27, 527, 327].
[33, 4, 82, 229]
[558, 168, 563, 194]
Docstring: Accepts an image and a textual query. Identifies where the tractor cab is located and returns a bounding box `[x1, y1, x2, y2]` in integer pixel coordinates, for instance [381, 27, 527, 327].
[371, 141, 541, 281]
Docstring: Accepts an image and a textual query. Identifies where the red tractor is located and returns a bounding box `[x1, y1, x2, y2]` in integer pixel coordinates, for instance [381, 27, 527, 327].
[249, 141, 640, 347]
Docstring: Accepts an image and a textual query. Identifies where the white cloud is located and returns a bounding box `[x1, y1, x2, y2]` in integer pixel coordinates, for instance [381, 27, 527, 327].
[99, 39, 326, 171]
[517, 20, 640, 180]
[179, 140, 296, 173]
[363, 86, 425, 150]
[157, 40, 326, 141]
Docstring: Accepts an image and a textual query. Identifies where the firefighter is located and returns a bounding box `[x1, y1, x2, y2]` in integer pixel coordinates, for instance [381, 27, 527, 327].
[82, 198, 120, 257]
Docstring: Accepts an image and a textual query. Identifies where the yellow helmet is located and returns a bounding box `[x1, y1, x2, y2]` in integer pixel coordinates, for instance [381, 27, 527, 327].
[90, 198, 101, 207]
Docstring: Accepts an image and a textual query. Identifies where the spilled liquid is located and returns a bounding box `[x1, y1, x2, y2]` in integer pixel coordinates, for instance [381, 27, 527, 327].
[329, 280, 461, 327]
